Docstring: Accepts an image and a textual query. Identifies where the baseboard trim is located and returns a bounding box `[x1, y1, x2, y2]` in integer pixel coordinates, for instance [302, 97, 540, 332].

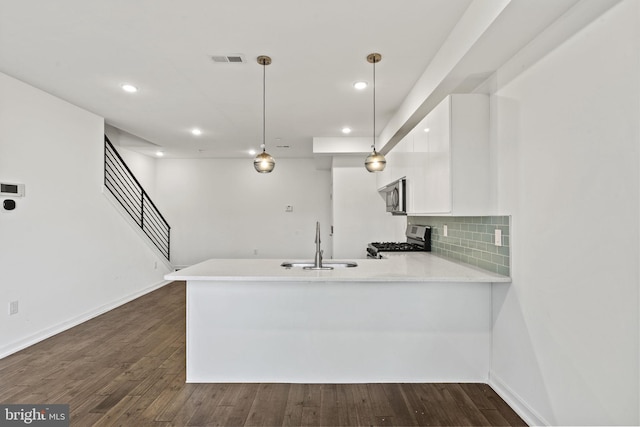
[489, 371, 549, 426]
[0, 279, 172, 360]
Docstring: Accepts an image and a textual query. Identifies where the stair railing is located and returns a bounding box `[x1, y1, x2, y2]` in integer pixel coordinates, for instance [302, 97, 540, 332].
[104, 136, 171, 261]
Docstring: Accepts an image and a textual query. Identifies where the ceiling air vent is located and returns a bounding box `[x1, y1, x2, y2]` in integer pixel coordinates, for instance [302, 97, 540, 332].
[211, 54, 246, 63]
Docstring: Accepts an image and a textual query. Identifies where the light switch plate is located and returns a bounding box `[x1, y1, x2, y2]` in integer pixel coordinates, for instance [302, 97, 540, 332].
[494, 229, 502, 246]
[443, 225, 448, 237]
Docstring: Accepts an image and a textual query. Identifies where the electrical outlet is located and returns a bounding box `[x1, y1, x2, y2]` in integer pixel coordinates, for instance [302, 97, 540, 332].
[9, 301, 18, 316]
[285, 205, 293, 212]
[494, 229, 502, 246]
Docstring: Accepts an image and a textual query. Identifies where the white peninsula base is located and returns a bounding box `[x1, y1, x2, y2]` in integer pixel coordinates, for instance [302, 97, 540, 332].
[185, 279, 491, 383]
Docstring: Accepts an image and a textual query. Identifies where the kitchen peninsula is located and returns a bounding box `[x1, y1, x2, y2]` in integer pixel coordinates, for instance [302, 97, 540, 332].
[166, 253, 510, 383]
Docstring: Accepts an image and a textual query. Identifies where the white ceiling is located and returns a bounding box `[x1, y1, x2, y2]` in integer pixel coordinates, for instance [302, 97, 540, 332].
[0, 0, 474, 158]
[0, 0, 608, 160]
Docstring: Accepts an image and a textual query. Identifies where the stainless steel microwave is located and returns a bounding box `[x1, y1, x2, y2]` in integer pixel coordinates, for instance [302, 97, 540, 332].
[378, 177, 406, 215]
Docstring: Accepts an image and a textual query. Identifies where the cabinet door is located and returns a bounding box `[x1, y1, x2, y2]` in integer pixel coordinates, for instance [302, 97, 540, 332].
[376, 150, 394, 189]
[411, 97, 452, 214]
[393, 131, 413, 181]
[449, 94, 491, 214]
[376, 133, 411, 189]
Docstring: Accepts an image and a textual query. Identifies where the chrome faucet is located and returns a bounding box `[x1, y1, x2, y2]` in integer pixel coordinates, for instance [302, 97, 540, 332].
[304, 221, 333, 270]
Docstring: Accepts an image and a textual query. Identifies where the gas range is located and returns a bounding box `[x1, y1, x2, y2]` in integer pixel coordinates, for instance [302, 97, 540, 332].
[366, 225, 431, 259]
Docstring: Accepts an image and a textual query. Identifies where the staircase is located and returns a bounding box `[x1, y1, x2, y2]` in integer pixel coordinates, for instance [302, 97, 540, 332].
[104, 136, 171, 261]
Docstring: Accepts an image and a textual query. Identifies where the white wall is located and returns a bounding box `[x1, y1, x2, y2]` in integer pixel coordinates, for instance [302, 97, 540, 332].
[489, 1, 639, 425]
[331, 157, 406, 258]
[154, 158, 332, 266]
[0, 72, 171, 358]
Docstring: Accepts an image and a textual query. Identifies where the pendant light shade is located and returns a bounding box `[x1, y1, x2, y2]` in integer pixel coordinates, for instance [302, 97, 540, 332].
[364, 53, 386, 173]
[254, 55, 275, 173]
[254, 150, 275, 173]
[364, 150, 386, 172]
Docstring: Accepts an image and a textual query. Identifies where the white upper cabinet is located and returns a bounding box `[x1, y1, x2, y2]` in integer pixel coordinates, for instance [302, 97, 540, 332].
[407, 94, 491, 215]
[376, 127, 413, 189]
[391, 130, 413, 183]
[375, 149, 394, 189]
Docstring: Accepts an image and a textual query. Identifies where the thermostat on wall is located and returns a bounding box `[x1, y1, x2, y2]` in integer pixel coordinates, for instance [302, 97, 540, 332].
[0, 183, 25, 197]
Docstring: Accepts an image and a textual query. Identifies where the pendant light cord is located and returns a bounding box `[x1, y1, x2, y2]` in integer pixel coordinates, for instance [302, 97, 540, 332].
[372, 56, 376, 152]
[262, 59, 266, 153]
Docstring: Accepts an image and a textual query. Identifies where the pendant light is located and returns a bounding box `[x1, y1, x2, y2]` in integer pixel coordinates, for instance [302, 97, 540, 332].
[364, 53, 386, 173]
[253, 55, 276, 173]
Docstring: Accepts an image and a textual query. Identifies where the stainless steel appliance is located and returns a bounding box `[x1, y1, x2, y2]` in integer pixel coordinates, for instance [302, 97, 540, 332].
[367, 224, 431, 259]
[378, 177, 406, 215]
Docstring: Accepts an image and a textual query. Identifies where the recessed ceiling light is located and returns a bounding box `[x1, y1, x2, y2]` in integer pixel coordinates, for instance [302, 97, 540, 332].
[248, 149, 257, 156]
[424, 128, 430, 132]
[156, 151, 164, 157]
[121, 84, 138, 93]
[342, 127, 352, 134]
[353, 81, 368, 90]
[191, 128, 202, 136]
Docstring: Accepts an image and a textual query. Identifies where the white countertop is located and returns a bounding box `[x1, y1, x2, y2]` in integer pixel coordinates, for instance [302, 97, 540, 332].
[165, 252, 511, 283]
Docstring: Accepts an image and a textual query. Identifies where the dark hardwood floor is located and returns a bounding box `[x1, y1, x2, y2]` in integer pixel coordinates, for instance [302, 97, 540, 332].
[0, 281, 526, 426]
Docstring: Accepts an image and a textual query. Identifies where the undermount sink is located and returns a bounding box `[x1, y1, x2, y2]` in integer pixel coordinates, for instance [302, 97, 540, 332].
[281, 261, 358, 269]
